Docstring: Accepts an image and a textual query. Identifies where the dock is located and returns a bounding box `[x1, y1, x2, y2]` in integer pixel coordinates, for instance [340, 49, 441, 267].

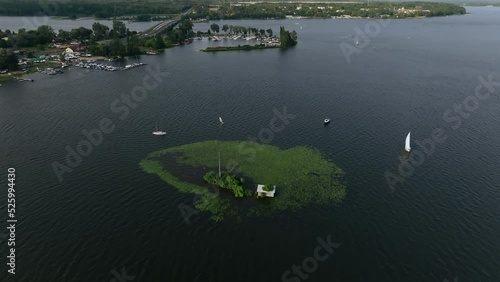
[73, 62, 146, 72]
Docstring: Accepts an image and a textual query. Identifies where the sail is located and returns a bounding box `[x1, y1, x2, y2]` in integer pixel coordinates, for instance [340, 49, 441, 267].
[219, 117, 224, 124]
[405, 132, 411, 152]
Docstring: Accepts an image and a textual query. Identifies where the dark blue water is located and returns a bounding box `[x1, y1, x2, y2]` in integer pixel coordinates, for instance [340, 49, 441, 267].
[1, 6, 499, 282]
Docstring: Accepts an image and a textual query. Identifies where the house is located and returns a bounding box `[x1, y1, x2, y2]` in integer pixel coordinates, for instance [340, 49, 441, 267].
[208, 5, 221, 11]
[257, 184, 276, 197]
[70, 44, 80, 50]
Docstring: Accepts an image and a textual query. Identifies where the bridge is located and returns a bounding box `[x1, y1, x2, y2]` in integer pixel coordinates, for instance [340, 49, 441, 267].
[143, 10, 191, 36]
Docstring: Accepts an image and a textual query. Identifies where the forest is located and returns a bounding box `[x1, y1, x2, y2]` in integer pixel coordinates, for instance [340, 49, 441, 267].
[0, 0, 194, 18]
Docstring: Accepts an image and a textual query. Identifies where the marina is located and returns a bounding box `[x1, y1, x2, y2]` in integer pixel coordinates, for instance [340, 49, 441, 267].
[74, 62, 146, 71]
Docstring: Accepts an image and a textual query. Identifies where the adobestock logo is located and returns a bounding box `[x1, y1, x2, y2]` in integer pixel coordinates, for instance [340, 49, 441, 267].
[282, 235, 340, 282]
[51, 65, 169, 182]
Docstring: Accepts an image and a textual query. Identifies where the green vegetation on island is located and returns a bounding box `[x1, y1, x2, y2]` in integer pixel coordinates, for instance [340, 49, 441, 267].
[203, 171, 253, 198]
[279, 27, 298, 48]
[139, 140, 346, 221]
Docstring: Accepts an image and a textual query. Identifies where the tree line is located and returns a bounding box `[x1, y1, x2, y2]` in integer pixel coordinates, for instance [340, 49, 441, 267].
[0, 1, 194, 18]
[190, 2, 466, 20]
[279, 27, 298, 48]
[0, 20, 130, 49]
[207, 23, 274, 37]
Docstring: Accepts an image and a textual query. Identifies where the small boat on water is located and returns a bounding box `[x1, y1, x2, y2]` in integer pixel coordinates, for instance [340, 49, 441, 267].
[152, 123, 166, 136]
[324, 118, 330, 124]
[15, 77, 34, 82]
[405, 132, 411, 152]
[219, 117, 224, 124]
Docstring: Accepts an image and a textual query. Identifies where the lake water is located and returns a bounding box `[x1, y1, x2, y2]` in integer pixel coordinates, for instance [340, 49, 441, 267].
[1, 6, 499, 282]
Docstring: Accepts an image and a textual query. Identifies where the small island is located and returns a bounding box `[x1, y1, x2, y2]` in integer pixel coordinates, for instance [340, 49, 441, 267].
[201, 26, 297, 52]
[140, 140, 346, 221]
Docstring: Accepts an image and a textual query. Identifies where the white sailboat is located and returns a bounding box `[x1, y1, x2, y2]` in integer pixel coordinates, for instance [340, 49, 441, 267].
[405, 132, 411, 152]
[219, 117, 224, 124]
[152, 122, 166, 136]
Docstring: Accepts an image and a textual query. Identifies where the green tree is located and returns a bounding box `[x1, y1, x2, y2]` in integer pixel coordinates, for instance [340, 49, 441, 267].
[154, 34, 166, 49]
[171, 29, 185, 43]
[144, 39, 155, 49]
[112, 20, 126, 38]
[109, 38, 126, 57]
[70, 27, 93, 40]
[0, 49, 19, 71]
[36, 25, 55, 44]
[222, 24, 229, 33]
[266, 28, 273, 37]
[279, 26, 297, 48]
[210, 23, 220, 33]
[126, 35, 141, 56]
[57, 29, 72, 41]
[178, 19, 193, 36]
[92, 22, 109, 41]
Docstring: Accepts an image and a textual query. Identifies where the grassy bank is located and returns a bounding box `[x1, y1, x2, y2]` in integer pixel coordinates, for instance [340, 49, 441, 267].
[140, 140, 346, 221]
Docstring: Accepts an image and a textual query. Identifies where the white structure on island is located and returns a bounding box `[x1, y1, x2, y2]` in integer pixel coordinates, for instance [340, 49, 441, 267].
[257, 184, 276, 197]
